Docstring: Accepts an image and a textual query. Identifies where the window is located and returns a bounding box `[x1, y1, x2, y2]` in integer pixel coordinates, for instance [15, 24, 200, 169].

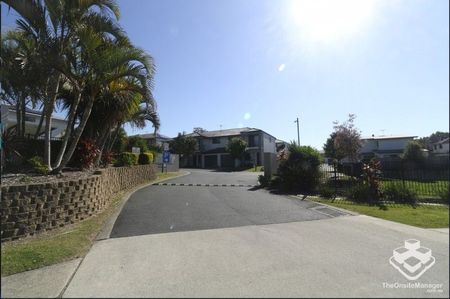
[212, 138, 220, 144]
[248, 135, 258, 147]
[439, 144, 443, 149]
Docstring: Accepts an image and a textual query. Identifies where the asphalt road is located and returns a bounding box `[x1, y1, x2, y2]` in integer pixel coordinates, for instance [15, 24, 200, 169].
[110, 169, 347, 238]
[62, 169, 449, 297]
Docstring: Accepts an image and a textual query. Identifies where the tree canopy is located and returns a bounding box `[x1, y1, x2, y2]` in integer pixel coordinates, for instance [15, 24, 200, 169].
[227, 137, 247, 160]
[325, 114, 362, 162]
[403, 140, 426, 162]
[1, 0, 159, 173]
[169, 133, 197, 156]
[417, 132, 449, 149]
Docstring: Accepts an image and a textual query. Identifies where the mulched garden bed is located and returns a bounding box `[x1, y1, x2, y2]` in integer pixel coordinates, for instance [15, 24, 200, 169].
[1, 170, 97, 187]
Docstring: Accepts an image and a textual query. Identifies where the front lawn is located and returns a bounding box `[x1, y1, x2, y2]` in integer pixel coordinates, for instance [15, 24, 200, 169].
[245, 165, 264, 172]
[311, 198, 449, 229]
[382, 179, 448, 198]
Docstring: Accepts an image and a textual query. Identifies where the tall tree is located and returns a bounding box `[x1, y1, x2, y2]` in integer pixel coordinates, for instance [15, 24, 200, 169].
[403, 140, 426, 162]
[227, 137, 247, 167]
[417, 132, 449, 149]
[169, 133, 197, 157]
[3, 0, 122, 170]
[331, 114, 362, 162]
[53, 39, 156, 173]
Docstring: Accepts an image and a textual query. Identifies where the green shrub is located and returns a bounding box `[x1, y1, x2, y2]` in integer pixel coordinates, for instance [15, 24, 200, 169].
[115, 152, 138, 167]
[138, 152, 153, 165]
[277, 144, 322, 192]
[346, 183, 377, 203]
[145, 151, 157, 162]
[126, 136, 149, 153]
[318, 184, 334, 199]
[269, 175, 283, 189]
[438, 187, 449, 204]
[258, 175, 270, 187]
[28, 156, 49, 175]
[382, 184, 418, 204]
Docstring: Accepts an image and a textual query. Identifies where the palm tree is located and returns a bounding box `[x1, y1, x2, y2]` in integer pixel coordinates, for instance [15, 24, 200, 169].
[3, 0, 122, 170]
[3, 0, 159, 173]
[52, 39, 157, 173]
[0, 31, 44, 137]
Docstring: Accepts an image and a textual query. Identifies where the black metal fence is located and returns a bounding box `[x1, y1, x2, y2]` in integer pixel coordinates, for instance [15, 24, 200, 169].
[319, 161, 449, 203]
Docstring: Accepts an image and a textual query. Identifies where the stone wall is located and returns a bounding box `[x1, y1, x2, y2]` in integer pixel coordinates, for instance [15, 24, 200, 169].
[1, 164, 157, 241]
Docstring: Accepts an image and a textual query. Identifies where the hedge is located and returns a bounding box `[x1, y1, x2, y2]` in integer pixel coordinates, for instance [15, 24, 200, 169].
[138, 152, 154, 165]
[115, 152, 138, 166]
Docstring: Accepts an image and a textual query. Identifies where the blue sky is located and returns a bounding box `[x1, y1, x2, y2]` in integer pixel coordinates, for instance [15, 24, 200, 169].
[2, 0, 449, 149]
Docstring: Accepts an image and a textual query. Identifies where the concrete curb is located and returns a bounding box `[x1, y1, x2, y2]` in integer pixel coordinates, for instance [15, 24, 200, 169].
[290, 195, 360, 216]
[96, 171, 191, 241]
[1, 258, 82, 298]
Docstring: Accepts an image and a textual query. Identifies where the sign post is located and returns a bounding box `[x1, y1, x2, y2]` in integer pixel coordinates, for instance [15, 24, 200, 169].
[162, 150, 170, 173]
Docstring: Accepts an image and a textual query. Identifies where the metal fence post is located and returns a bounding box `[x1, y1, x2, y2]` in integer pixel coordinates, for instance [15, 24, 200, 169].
[333, 162, 338, 200]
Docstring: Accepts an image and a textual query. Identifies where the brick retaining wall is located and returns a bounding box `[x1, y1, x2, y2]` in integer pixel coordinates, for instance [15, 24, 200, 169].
[1, 165, 157, 241]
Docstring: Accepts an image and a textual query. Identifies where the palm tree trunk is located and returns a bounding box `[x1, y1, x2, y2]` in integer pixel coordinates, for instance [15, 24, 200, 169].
[20, 95, 26, 137]
[107, 124, 121, 152]
[16, 100, 22, 137]
[53, 96, 95, 173]
[44, 75, 61, 170]
[52, 91, 82, 169]
[34, 111, 45, 138]
[94, 128, 110, 167]
[35, 79, 51, 138]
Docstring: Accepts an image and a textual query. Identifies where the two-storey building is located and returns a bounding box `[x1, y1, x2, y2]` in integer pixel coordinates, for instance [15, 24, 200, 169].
[183, 127, 277, 168]
[359, 135, 417, 160]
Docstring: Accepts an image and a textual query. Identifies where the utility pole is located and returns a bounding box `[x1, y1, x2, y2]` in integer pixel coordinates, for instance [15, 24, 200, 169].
[294, 117, 300, 146]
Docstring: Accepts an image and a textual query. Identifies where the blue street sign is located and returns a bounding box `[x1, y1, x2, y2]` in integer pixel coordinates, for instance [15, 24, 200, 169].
[163, 151, 170, 163]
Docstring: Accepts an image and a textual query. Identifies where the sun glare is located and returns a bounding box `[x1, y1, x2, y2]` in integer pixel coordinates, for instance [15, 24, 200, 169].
[289, 0, 376, 43]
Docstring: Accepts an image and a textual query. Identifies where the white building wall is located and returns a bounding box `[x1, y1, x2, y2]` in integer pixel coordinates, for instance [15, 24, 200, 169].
[1, 105, 67, 137]
[360, 138, 414, 153]
[262, 133, 276, 153]
[433, 142, 449, 155]
[378, 139, 413, 151]
[200, 136, 234, 151]
[360, 140, 377, 153]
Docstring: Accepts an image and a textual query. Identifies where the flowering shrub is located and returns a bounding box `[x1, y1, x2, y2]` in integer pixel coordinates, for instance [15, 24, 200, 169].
[361, 159, 382, 199]
[101, 150, 115, 166]
[277, 148, 289, 161]
[72, 139, 100, 170]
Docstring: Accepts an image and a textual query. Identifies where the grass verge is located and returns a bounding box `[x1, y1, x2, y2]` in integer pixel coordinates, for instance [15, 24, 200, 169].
[382, 179, 448, 198]
[1, 172, 181, 277]
[311, 198, 449, 229]
[156, 171, 183, 180]
[245, 166, 264, 172]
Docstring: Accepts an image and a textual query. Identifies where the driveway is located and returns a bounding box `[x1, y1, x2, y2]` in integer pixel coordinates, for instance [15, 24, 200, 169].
[62, 169, 449, 298]
[109, 169, 346, 238]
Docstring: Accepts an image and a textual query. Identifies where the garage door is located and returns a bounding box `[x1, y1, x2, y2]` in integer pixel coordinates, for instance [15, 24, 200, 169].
[221, 154, 233, 168]
[204, 155, 218, 168]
